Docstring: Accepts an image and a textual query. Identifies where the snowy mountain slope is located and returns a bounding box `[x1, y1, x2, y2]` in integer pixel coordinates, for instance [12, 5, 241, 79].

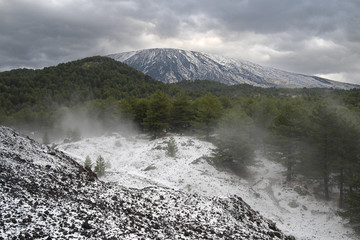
[108, 48, 358, 89]
[57, 133, 357, 240]
[0, 126, 292, 240]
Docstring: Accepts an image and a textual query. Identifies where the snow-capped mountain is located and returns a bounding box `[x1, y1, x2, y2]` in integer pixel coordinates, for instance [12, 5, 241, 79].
[0, 126, 291, 239]
[108, 48, 358, 89]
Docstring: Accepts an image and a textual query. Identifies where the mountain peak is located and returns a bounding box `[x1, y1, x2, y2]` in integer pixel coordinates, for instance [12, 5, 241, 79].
[108, 48, 358, 89]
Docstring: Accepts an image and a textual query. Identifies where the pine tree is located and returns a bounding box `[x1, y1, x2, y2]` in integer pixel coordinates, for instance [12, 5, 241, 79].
[169, 93, 193, 134]
[94, 155, 106, 177]
[133, 98, 149, 129]
[271, 100, 307, 182]
[309, 103, 340, 200]
[250, 97, 278, 152]
[193, 93, 223, 139]
[166, 137, 178, 158]
[105, 159, 112, 169]
[213, 106, 254, 176]
[344, 177, 360, 232]
[330, 110, 360, 208]
[143, 90, 172, 138]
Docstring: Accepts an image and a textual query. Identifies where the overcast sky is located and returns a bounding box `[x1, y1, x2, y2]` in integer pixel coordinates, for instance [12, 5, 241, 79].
[1, 0, 359, 84]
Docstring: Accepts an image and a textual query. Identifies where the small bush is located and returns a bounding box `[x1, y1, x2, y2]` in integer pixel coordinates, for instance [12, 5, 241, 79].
[95, 155, 106, 177]
[115, 140, 122, 147]
[166, 137, 178, 158]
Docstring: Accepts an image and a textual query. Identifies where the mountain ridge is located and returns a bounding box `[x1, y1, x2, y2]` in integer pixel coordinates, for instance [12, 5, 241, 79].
[108, 48, 358, 89]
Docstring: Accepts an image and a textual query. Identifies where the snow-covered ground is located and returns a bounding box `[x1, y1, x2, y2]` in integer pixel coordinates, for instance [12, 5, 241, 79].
[57, 133, 357, 240]
[0, 126, 291, 239]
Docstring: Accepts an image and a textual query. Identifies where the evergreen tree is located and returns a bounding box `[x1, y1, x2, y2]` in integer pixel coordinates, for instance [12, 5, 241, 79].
[166, 136, 178, 158]
[170, 93, 193, 134]
[193, 93, 223, 139]
[337, 107, 360, 230]
[105, 159, 112, 169]
[331, 109, 360, 208]
[143, 90, 172, 138]
[248, 97, 279, 153]
[252, 97, 278, 129]
[270, 100, 307, 182]
[343, 173, 360, 233]
[212, 106, 254, 176]
[94, 155, 106, 177]
[133, 98, 149, 129]
[309, 103, 340, 200]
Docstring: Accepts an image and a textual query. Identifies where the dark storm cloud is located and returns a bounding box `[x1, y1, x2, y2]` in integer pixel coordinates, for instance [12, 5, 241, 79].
[0, 0, 359, 84]
[0, 0, 148, 69]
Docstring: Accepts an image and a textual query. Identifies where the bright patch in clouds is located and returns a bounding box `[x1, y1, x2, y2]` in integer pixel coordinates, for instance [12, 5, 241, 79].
[307, 37, 341, 50]
[49, 0, 73, 7]
[317, 72, 359, 84]
[179, 32, 223, 48]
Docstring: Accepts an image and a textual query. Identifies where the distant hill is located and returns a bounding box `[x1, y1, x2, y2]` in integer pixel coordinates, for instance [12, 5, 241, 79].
[0, 56, 179, 113]
[0, 56, 183, 129]
[108, 48, 359, 89]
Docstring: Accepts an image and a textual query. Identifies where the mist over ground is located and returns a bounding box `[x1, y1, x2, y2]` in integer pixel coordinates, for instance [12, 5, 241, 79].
[15, 103, 139, 144]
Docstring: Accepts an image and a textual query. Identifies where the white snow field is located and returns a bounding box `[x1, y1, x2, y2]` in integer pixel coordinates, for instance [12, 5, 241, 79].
[58, 133, 357, 240]
[0, 126, 291, 239]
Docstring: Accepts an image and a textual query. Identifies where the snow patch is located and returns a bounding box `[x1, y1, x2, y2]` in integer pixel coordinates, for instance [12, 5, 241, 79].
[58, 133, 357, 240]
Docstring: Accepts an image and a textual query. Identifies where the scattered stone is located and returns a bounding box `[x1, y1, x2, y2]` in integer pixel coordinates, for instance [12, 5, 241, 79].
[191, 157, 203, 164]
[152, 145, 163, 150]
[288, 200, 299, 208]
[143, 165, 156, 171]
[81, 220, 92, 229]
[254, 192, 261, 198]
[294, 185, 310, 196]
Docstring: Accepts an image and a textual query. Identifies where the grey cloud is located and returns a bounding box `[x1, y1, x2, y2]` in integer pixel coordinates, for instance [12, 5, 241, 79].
[203, 0, 357, 35]
[0, 0, 149, 69]
[0, 0, 359, 84]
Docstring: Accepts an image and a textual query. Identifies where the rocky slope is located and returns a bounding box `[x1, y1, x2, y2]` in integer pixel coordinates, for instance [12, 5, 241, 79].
[108, 48, 358, 89]
[0, 126, 293, 239]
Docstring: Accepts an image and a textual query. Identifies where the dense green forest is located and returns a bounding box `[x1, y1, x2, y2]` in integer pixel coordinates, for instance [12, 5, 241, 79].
[1, 56, 360, 232]
[0, 56, 180, 127]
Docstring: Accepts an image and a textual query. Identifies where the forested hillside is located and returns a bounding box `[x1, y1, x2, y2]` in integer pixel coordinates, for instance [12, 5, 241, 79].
[1, 56, 360, 233]
[0, 56, 180, 128]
